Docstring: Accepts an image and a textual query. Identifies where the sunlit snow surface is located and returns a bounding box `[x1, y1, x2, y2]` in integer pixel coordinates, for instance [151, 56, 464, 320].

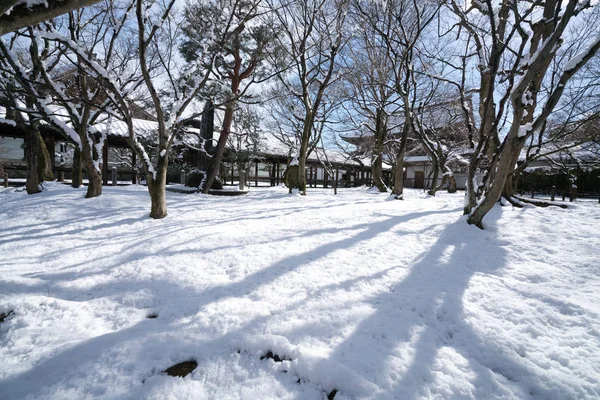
[0, 183, 598, 399]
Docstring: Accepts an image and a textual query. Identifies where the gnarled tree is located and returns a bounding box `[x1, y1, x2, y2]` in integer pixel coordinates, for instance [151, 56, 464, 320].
[447, 0, 600, 228]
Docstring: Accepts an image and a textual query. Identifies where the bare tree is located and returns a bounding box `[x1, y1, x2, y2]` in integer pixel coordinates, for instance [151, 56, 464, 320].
[505, 32, 600, 200]
[355, 0, 440, 200]
[1, 1, 145, 198]
[410, 83, 472, 195]
[446, 0, 600, 228]
[268, 79, 346, 188]
[0, 33, 85, 194]
[32, 0, 214, 217]
[267, 0, 349, 195]
[342, 6, 401, 192]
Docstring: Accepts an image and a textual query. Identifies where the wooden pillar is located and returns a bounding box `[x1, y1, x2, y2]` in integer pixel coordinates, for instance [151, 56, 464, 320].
[131, 151, 137, 184]
[102, 142, 109, 185]
[336, 168, 340, 186]
[231, 164, 234, 185]
[324, 170, 328, 188]
[255, 161, 258, 187]
[276, 162, 280, 185]
[551, 185, 556, 201]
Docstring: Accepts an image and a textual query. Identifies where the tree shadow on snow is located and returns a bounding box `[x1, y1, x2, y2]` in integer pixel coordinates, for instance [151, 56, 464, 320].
[316, 207, 571, 400]
[5, 191, 562, 399]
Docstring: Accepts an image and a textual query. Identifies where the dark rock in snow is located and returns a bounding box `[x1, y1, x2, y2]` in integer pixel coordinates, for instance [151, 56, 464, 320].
[164, 360, 197, 377]
[185, 170, 224, 189]
[185, 170, 204, 187]
[0, 310, 14, 322]
[260, 350, 291, 362]
[327, 389, 338, 400]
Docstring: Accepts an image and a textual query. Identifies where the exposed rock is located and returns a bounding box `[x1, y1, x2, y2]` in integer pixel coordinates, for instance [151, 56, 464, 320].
[185, 170, 204, 187]
[185, 170, 224, 190]
[260, 350, 291, 362]
[284, 165, 299, 191]
[163, 360, 197, 377]
[0, 310, 14, 322]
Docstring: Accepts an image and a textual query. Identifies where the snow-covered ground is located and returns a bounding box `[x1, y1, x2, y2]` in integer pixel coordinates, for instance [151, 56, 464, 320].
[0, 183, 598, 400]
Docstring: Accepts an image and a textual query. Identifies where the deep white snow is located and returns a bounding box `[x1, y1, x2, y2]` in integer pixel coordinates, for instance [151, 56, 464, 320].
[0, 183, 598, 399]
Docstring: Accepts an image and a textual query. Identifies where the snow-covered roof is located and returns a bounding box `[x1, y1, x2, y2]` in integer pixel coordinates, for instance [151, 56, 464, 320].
[0, 105, 192, 141]
[91, 118, 159, 139]
[405, 155, 431, 163]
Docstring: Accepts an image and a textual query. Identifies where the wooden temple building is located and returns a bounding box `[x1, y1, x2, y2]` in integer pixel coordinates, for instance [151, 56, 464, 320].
[0, 105, 384, 189]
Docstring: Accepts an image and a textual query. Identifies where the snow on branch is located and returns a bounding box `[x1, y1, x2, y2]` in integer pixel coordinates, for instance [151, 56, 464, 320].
[0, 37, 82, 148]
[564, 32, 600, 72]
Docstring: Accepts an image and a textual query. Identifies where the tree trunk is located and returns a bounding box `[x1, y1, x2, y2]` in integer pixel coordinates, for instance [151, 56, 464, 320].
[514, 173, 521, 196]
[80, 129, 102, 198]
[464, 154, 479, 215]
[392, 146, 405, 199]
[371, 110, 387, 192]
[72, 147, 83, 188]
[371, 154, 386, 192]
[435, 175, 447, 193]
[147, 155, 168, 219]
[82, 155, 102, 198]
[296, 155, 307, 194]
[203, 102, 234, 193]
[36, 131, 54, 182]
[291, 110, 314, 195]
[468, 134, 523, 228]
[84, 164, 102, 198]
[427, 163, 441, 196]
[25, 124, 40, 194]
[447, 174, 457, 193]
[503, 171, 517, 199]
[296, 119, 312, 195]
